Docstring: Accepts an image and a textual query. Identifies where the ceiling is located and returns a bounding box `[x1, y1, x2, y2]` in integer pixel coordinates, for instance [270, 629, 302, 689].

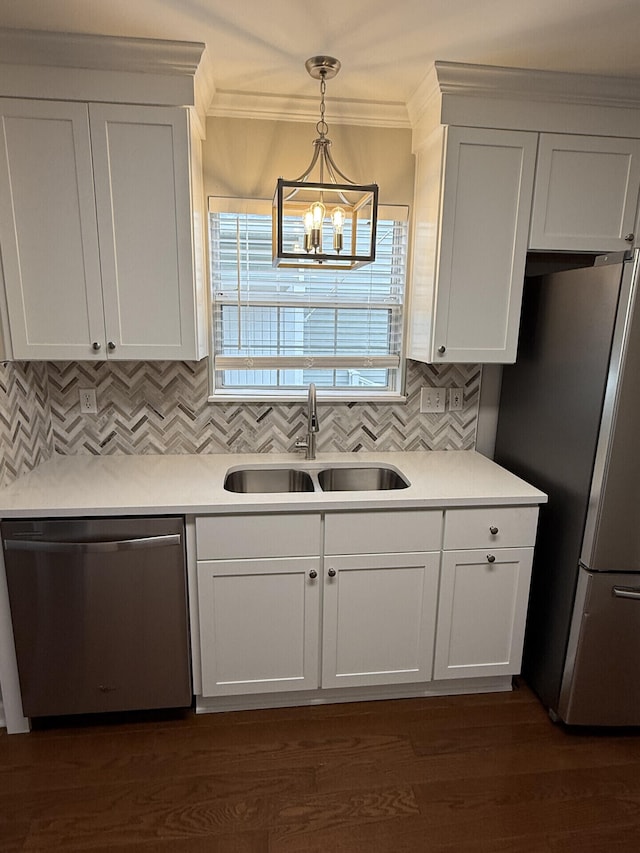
[1, 0, 640, 117]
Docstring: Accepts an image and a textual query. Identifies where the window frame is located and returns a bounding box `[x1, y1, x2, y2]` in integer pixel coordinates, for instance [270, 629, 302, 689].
[207, 197, 409, 403]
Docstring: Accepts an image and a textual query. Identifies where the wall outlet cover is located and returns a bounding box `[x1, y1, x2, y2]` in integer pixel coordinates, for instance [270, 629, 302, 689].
[420, 386, 446, 413]
[79, 388, 97, 414]
[448, 387, 464, 411]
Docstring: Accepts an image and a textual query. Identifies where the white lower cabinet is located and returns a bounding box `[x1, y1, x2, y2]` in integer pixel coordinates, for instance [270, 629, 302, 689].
[195, 513, 322, 697]
[433, 547, 533, 680]
[321, 509, 442, 689]
[434, 506, 538, 680]
[194, 505, 538, 706]
[198, 557, 320, 696]
[321, 551, 440, 688]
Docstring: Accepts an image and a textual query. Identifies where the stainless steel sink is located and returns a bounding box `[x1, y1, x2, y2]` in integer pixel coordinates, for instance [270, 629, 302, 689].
[317, 466, 409, 491]
[224, 467, 315, 493]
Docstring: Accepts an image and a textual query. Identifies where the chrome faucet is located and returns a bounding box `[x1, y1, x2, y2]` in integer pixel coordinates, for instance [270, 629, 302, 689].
[295, 383, 320, 460]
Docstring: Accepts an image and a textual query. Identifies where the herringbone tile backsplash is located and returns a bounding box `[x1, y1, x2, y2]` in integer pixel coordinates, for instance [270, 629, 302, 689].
[0, 362, 53, 488]
[45, 359, 480, 455]
[0, 358, 481, 487]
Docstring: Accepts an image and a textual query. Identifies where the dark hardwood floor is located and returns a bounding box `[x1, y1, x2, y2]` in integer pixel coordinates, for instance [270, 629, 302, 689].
[2, 680, 640, 851]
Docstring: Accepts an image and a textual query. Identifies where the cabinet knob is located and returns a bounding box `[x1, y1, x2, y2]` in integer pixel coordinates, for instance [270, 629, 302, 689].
[308, 569, 318, 579]
[489, 526, 499, 535]
[625, 233, 635, 243]
[328, 568, 336, 578]
[487, 554, 496, 563]
[92, 341, 101, 351]
[107, 341, 116, 351]
[437, 345, 446, 355]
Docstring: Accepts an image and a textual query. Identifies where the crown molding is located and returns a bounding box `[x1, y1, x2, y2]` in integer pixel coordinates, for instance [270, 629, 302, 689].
[406, 65, 441, 132]
[207, 90, 411, 129]
[408, 60, 640, 128]
[434, 60, 640, 108]
[0, 27, 204, 76]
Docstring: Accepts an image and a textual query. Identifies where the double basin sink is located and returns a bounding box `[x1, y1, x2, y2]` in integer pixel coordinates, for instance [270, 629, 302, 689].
[224, 463, 410, 494]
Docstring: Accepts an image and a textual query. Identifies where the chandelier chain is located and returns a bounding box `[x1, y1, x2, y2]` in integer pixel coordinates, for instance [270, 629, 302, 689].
[316, 73, 329, 138]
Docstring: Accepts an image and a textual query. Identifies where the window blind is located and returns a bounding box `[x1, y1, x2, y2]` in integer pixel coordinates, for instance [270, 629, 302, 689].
[208, 200, 408, 396]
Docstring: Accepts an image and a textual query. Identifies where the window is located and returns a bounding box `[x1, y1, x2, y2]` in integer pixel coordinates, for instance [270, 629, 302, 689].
[208, 199, 408, 399]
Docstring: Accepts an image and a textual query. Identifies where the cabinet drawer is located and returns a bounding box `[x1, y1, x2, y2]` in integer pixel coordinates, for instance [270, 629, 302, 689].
[196, 514, 321, 559]
[443, 507, 538, 550]
[325, 510, 442, 555]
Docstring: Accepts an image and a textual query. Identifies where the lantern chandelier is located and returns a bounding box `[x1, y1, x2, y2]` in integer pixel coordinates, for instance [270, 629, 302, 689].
[272, 55, 379, 270]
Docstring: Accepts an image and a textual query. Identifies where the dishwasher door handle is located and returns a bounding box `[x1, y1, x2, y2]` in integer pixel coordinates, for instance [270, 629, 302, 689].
[3, 533, 182, 553]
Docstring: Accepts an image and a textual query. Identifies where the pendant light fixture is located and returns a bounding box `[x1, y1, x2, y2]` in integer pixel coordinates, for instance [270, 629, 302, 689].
[272, 56, 378, 270]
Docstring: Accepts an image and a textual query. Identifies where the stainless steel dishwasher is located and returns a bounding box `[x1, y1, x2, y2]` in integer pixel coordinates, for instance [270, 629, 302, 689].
[2, 516, 192, 718]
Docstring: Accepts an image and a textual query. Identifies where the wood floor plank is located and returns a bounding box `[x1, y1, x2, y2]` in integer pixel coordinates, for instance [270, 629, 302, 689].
[268, 814, 555, 853]
[548, 822, 640, 852]
[80, 831, 270, 853]
[0, 817, 31, 853]
[1, 683, 640, 851]
[23, 784, 269, 850]
[5, 767, 314, 826]
[316, 731, 640, 793]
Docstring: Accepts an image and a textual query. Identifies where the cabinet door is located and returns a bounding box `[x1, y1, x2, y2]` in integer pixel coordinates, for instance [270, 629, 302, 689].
[431, 126, 537, 364]
[434, 547, 533, 680]
[321, 552, 440, 688]
[198, 557, 320, 697]
[89, 104, 201, 360]
[529, 134, 640, 251]
[0, 99, 106, 359]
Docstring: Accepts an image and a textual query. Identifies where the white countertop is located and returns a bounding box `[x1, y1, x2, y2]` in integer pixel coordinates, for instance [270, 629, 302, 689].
[0, 451, 547, 517]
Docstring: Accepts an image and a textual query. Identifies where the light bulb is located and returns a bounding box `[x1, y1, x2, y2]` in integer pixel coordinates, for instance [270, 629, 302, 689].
[303, 210, 314, 252]
[307, 200, 324, 252]
[310, 200, 325, 228]
[331, 206, 345, 231]
[332, 206, 345, 252]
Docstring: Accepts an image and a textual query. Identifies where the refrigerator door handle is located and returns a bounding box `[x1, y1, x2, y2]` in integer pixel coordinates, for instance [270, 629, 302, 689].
[612, 585, 640, 600]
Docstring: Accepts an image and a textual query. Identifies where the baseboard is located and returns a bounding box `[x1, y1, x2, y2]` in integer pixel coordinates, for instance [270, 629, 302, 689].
[195, 675, 514, 714]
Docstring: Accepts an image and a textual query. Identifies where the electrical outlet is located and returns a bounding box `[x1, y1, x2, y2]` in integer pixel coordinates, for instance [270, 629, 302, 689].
[79, 388, 97, 414]
[420, 386, 446, 413]
[448, 387, 464, 411]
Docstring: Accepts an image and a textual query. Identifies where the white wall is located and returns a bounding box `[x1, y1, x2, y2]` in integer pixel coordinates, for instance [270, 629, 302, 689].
[202, 116, 415, 206]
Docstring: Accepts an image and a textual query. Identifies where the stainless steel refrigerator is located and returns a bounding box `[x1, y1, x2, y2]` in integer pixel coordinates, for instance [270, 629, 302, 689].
[494, 249, 640, 726]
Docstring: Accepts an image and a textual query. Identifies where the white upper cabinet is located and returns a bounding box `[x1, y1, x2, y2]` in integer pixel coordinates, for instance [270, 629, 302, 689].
[408, 126, 537, 364]
[0, 99, 105, 360]
[529, 134, 640, 252]
[0, 98, 207, 361]
[90, 104, 206, 360]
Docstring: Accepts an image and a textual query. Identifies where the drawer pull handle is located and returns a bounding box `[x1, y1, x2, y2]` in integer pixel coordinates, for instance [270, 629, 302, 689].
[489, 526, 499, 535]
[328, 568, 337, 578]
[309, 570, 318, 579]
[613, 586, 640, 600]
[437, 345, 446, 354]
[487, 554, 496, 563]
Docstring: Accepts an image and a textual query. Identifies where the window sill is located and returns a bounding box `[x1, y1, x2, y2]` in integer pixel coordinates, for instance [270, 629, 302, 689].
[207, 393, 408, 404]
